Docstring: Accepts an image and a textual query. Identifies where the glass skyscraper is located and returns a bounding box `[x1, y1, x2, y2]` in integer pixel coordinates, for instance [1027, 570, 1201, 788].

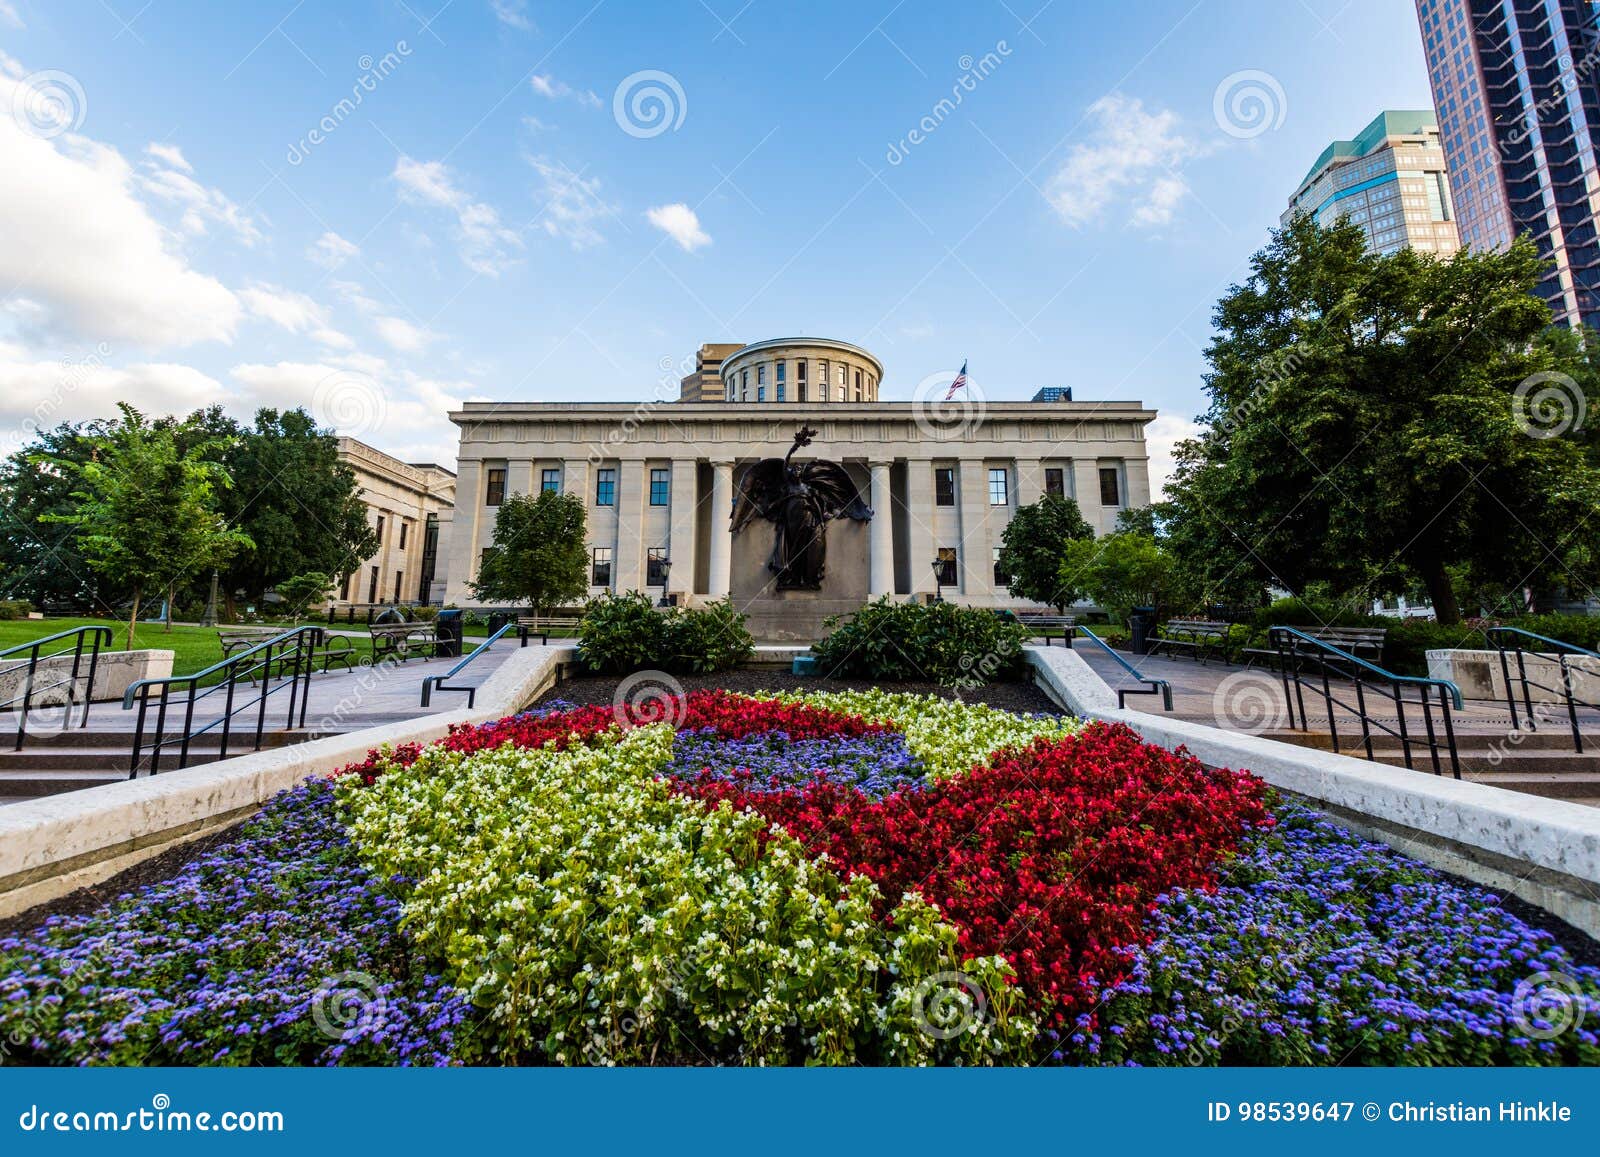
[1417, 0, 1600, 327]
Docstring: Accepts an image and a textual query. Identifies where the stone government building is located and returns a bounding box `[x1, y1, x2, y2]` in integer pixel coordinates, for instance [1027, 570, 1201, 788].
[440, 338, 1156, 623]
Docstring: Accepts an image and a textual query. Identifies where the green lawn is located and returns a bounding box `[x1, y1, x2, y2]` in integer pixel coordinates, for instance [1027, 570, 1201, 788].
[0, 617, 327, 678]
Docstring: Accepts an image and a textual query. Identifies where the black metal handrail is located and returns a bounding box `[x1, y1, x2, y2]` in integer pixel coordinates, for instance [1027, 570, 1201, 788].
[0, 625, 114, 749]
[421, 622, 513, 708]
[1487, 626, 1600, 752]
[1074, 627, 1174, 711]
[121, 625, 325, 777]
[1270, 626, 1464, 778]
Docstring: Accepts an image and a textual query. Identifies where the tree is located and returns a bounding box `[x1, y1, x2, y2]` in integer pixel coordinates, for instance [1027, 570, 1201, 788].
[469, 489, 588, 614]
[1062, 532, 1180, 624]
[1161, 215, 1600, 625]
[273, 571, 336, 617]
[996, 495, 1095, 611]
[44, 404, 251, 647]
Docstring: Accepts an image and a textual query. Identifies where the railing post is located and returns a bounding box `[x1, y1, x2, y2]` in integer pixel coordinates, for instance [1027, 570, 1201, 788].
[129, 685, 150, 779]
[151, 682, 172, 776]
[1353, 679, 1374, 762]
[1516, 646, 1536, 732]
[1439, 685, 1460, 780]
[80, 629, 108, 731]
[1392, 679, 1414, 770]
[1419, 689, 1441, 776]
[1496, 636, 1520, 732]
[1560, 655, 1583, 754]
[14, 642, 40, 751]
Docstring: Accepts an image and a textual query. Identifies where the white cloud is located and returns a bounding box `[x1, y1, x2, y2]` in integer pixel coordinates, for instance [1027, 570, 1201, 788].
[1144, 412, 1200, 501]
[307, 231, 359, 269]
[144, 142, 192, 173]
[530, 73, 601, 108]
[0, 3, 21, 29]
[393, 155, 522, 276]
[645, 202, 710, 252]
[240, 285, 351, 349]
[490, 0, 534, 31]
[1045, 94, 1199, 230]
[373, 315, 434, 353]
[531, 157, 614, 249]
[0, 80, 241, 349]
[138, 150, 262, 245]
[0, 357, 225, 450]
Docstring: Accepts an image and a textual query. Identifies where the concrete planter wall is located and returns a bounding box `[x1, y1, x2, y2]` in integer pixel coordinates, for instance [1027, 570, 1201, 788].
[1427, 647, 1600, 703]
[0, 649, 174, 707]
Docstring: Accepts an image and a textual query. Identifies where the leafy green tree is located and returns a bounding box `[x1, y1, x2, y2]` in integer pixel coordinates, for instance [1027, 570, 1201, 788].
[469, 489, 588, 614]
[1162, 215, 1600, 625]
[1062, 532, 1180, 624]
[995, 495, 1095, 611]
[44, 404, 251, 647]
[273, 571, 336, 617]
[0, 420, 121, 612]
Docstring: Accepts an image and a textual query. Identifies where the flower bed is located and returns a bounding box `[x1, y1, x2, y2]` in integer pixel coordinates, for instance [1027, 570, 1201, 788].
[2, 688, 1597, 1066]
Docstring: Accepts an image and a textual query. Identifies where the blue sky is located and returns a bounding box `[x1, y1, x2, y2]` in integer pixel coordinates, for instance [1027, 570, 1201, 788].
[0, 0, 1434, 486]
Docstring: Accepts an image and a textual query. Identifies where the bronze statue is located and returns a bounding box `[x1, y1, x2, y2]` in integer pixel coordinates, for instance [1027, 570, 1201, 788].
[730, 426, 872, 590]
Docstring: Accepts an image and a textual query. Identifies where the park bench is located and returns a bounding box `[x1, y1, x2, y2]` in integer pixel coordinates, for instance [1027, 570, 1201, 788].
[368, 621, 439, 663]
[1013, 612, 1077, 647]
[517, 610, 584, 646]
[1149, 619, 1231, 664]
[1245, 626, 1388, 670]
[217, 627, 356, 677]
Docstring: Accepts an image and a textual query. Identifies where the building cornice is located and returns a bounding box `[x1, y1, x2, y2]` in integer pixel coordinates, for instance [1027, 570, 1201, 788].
[718, 336, 885, 378]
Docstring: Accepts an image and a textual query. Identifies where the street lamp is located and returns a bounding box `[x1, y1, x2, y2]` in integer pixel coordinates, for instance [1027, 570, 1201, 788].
[657, 558, 673, 606]
[930, 558, 946, 603]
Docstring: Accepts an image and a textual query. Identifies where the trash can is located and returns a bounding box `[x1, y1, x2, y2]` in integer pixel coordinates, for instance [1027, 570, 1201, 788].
[487, 611, 512, 636]
[1129, 606, 1156, 656]
[436, 609, 464, 659]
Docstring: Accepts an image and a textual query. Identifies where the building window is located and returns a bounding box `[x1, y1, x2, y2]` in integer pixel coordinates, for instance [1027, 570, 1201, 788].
[398, 520, 408, 549]
[989, 467, 1009, 507]
[485, 468, 506, 506]
[797, 359, 807, 384]
[993, 547, 1006, 587]
[595, 468, 616, 506]
[541, 468, 561, 493]
[394, 570, 404, 602]
[799, 381, 808, 403]
[837, 364, 846, 390]
[343, 571, 355, 601]
[1099, 466, 1121, 507]
[649, 468, 670, 506]
[375, 515, 385, 543]
[757, 385, 766, 402]
[368, 565, 380, 603]
[757, 364, 765, 387]
[647, 548, 669, 587]
[776, 383, 786, 402]
[935, 547, 957, 587]
[1044, 467, 1065, 497]
[591, 547, 612, 587]
[934, 467, 955, 506]
[741, 369, 749, 400]
[776, 361, 786, 386]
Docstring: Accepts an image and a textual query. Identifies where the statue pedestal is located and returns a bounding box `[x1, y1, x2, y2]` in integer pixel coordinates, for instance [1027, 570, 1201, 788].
[730, 518, 871, 642]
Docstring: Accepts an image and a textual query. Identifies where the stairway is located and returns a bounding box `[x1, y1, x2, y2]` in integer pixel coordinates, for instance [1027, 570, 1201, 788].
[1263, 728, 1600, 805]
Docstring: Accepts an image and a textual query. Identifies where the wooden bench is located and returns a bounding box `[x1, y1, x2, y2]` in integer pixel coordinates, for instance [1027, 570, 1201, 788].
[1013, 612, 1077, 647]
[368, 621, 439, 663]
[1246, 626, 1388, 670]
[217, 627, 282, 658]
[516, 611, 583, 646]
[217, 627, 356, 676]
[1149, 619, 1231, 664]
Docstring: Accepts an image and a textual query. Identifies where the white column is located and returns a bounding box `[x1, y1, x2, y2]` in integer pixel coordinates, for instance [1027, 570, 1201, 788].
[506, 459, 535, 501]
[708, 459, 735, 597]
[905, 460, 937, 597]
[614, 459, 648, 593]
[668, 457, 698, 600]
[958, 459, 994, 601]
[868, 459, 894, 596]
[1015, 458, 1043, 508]
[1074, 459, 1106, 534]
[445, 459, 483, 604]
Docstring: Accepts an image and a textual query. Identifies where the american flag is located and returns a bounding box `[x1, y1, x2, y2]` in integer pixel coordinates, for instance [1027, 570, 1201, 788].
[942, 360, 968, 401]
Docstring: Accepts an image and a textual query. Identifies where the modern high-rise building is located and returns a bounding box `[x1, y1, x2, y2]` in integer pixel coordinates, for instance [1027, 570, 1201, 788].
[1282, 110, 1461, 256]
[1416, 0, 1600, 328]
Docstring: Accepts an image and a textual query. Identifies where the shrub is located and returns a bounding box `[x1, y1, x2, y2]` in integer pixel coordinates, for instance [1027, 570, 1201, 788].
[811, 598, 1031, 686]
[578, 592, 754, 675]
[0, 599, 34, 620]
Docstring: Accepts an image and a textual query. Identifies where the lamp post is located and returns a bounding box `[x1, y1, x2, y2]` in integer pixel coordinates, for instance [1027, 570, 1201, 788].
[930, 558, 945, 603]
[200, 569, 219, 627]
[657, 559, 673, 607]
